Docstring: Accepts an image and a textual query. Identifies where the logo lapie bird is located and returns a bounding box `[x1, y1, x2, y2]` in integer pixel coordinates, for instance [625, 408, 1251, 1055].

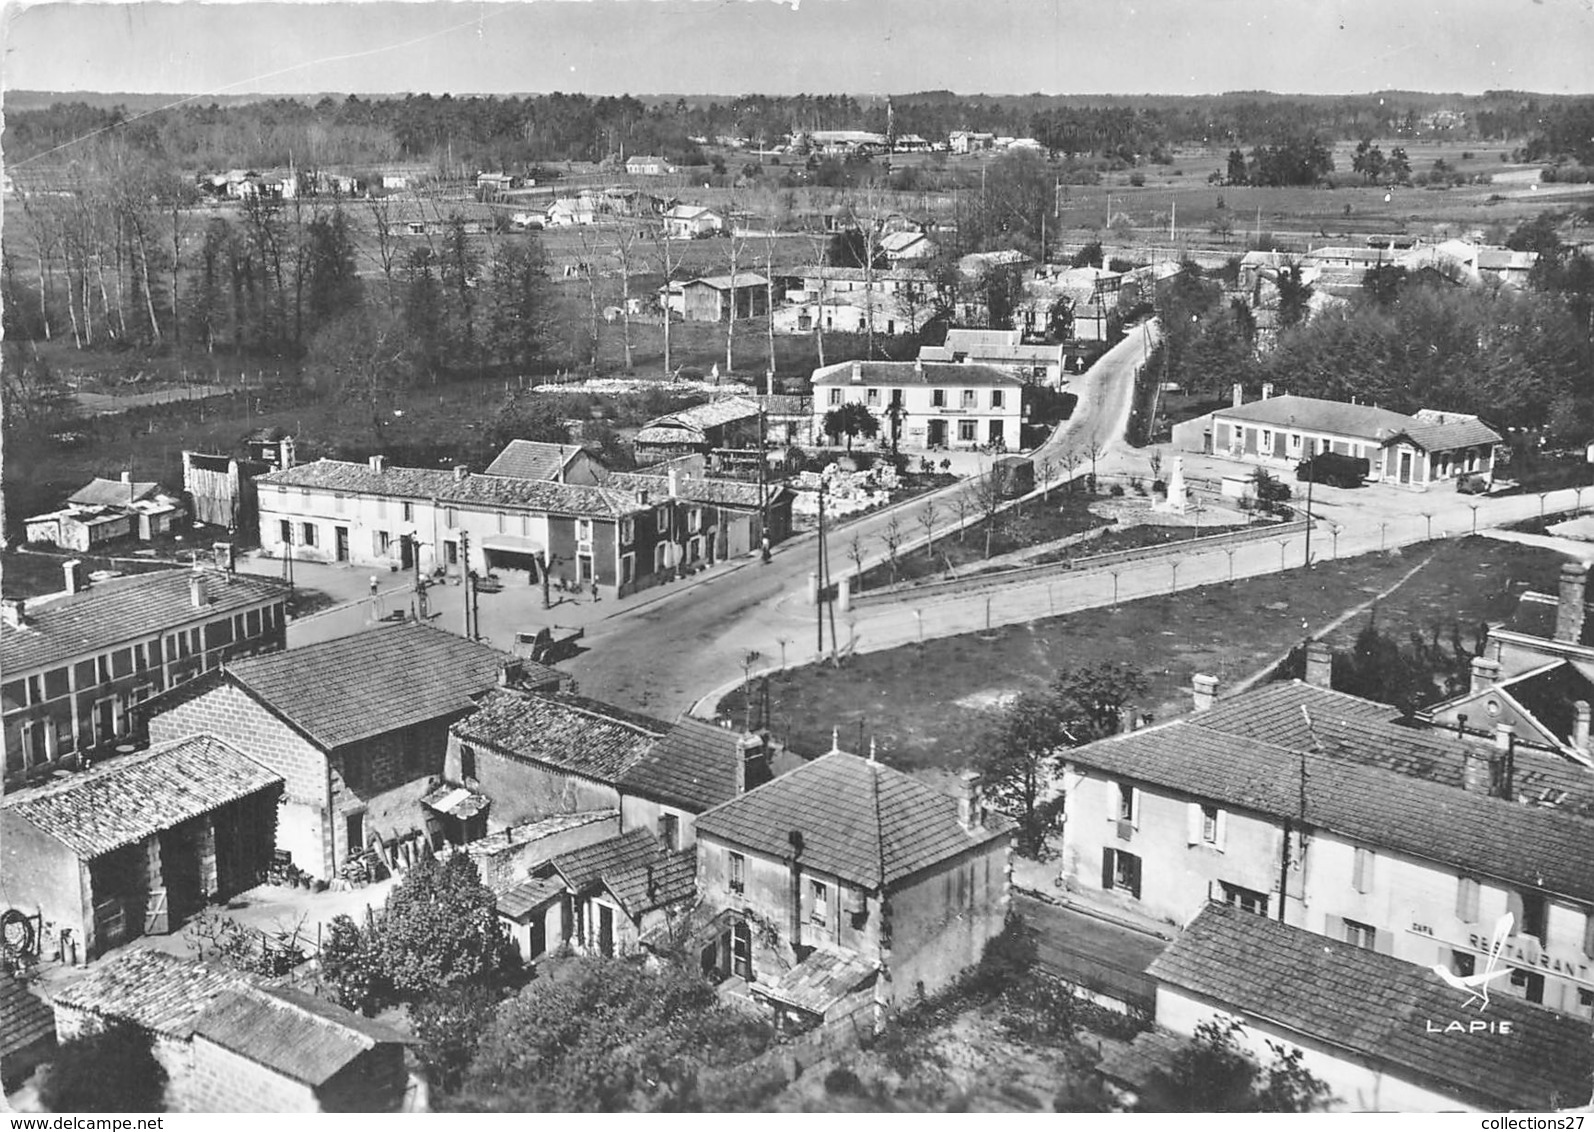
[1430, 911, 1514, 1013]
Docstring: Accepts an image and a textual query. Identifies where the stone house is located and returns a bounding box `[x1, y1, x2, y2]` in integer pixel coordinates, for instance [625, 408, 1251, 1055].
[811, 359, 1028, 452]
[145, 622, 555, 880]
[0, 735, 282, 960]
[50, 949, 414, 1112]
[688, 749, 1014, 1028]
[2, 568, 288, 789]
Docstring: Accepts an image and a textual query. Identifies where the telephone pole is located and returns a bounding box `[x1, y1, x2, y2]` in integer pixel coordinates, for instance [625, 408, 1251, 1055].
[459, 530, 473, 639]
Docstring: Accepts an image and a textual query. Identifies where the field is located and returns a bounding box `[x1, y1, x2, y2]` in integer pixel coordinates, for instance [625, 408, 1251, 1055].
[719, 536, 1569, 773]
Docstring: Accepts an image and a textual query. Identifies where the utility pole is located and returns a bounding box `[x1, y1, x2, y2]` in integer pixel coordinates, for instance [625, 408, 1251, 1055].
[816, 481, 826, 655]
[460, 530, 472, 639]
[1303, 461, 1315, 569]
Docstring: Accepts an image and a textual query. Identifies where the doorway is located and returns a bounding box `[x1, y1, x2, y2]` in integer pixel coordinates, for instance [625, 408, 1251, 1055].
[335, 526, 350, 562]
[598, 904, 615, 957]
[927, 419, 947, 448]
[400, 535, 414, 570]
[345, 812, 365, 862]
[1399, 451, 1412, 485]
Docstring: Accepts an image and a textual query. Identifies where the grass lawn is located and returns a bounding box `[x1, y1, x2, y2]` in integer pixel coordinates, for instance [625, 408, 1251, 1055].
[721, 536, 1570, 773]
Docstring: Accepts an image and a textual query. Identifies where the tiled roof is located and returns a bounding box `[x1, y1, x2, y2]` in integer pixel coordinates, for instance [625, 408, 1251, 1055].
[694, 751, 1014, 889]
[228, 621, 535, 750]
[68, 478, 161, 507]
[685, 273, 770, 291]
[257, 459, 647, 519]
[497, 874, 569, 920]
[619, 719, 770, 812]
[1397, 415, 1503, 452]
[1198, 681, 1594, 816]
[1064, 717, 1594, 903]
[1214, 395, 1411, 441]
[53, 949, 257, 1039]
[1149, 903, 1594, 1111]
[465, 809, 618, 866]
[1094, 1027, 1190, 1093]
[795, 265, 935, 285]
[753, 946, 878, 1016]
[633, 426, 701, 447]
[484, 440, 584, 481]
[600, 471, 775, 510]
[879, 231, 931, 253]
[0, 973, 54, 1060]
[600, 849, 697, 916]
[2, 735, 282, 859]
[191, 985, 407, 1086]
[811, 361, 1025, 389]
[2, 568, 287, 674]
[647, 396, 762, 433]
[453, 688, 668, 784]
[550, 828, 666, 894]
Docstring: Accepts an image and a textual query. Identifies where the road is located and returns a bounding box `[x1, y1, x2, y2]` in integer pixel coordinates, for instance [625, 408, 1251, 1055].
[563, 326, 1154, 717]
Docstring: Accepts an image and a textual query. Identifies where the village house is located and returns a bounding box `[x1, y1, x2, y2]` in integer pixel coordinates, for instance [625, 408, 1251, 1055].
[1, 735, 282, 960]
[684, 749, 1013, 1029]
[545, 196, 596, 227]
[618, 718, 804, 850]
[811, 359, 1028, 452]
[444, 687, 668, 829]
[661, 204, 724, 239]
[949, 131, 996, 154]
[144, 621, 555, 881]
[772, 291, 933, 338]
[661, 273, 770, 323]
[601, 468, 793, 558]
[918, 328, 1066, 387]
[625, 155, 672, 176]
[51, 949, 414, 1112]
[1058, 671, 1594, 1019]
[256, 456, 674, 597]
[24, 473, 185, 551]
[789, 264, 941, 309]
[483, 439, 606, 484]
[631, 397, 764, 465]
[454, 809, 619, 892]
[2, 567, 288, 788]
[1173, 391, 1500, 489]
[1116, 902, 1594, 1112]
[878, 230, 937, 263]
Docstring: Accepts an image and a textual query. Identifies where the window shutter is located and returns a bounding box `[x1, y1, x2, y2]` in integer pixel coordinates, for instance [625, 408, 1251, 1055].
[1373, 929, 1394, 956]
[1583, 913, 1594, 960]
[1353, 848, 1373, 893]
[1101, 849, 1115, 891]
[1186, 804, 1202, 846]
[1456, 877, 1480, 923]
[1127, 854, 1142, 900]
[1506, 890, 1525, 929]
[1323, 913, 1343, 940]
[1215, 809, 1228, 852]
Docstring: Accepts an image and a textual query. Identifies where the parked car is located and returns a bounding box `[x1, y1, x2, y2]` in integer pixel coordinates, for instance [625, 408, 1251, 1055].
[1296, 452, 1368, 488]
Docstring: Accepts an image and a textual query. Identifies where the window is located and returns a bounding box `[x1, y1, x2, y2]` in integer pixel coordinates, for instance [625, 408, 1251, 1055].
[1116, 783, 1138, 825]
[866, 387, 881, 407]
[53, 717, 74, 756]
[43, 667, 69, 700]
[95, 657, 110, 684]
[1221, 882, 1269, 916]
[960, 389, 977, 410]
[991, 389, 1005, 409]
[445, 507, 458, 527]
[931, 389, 947, 408]
[1102, 848, 1142, 899]
[1202, 805, 1219, 843]
[246, 609, 262, 638]
[1260, 429, 1273, 451]
[497, 512, 507, 534]
[828, 388, 842, 406]
[621, 554, 635, 586]
[1, 679, 27, 710]
[660, 813, 679, 852]
[1343, 918, 1377, 950]
[1516, 891, 1548, 944]
[1352, 847, 1375, 893]
[688, 509, 701, 534]
[21, 721, 47, 767]
[1579, 988, 1594, 1015]
[459, 744, 477, 781]
[958, 419, 977, 442]
[402, 501, 414, 523]
[577, 519, 593, 543]
[375, 530, 391, 556]
[1510, 967, 1546, 1004]
[620, 519, 634, 545]
[1456, 876, 1480, 923]
[333, 493, 346, 513]
[1452, 950, 1476, 979]
[811, 880, 829, 926]
[729, 852, 746, 895]
[1289, 433, 1302, 453]
[301, 522, 317, 547]
[279, 519, 292, 545]
[656, 507, 671, 534]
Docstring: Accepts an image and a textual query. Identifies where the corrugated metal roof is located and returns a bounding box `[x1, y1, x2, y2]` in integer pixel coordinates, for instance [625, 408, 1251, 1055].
[1150, 904, 1593, 1111]
[2, 735, 282, 859]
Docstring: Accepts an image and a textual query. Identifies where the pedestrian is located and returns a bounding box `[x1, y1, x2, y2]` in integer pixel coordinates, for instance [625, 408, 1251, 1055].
[591, 581, 600, 603]
[760, 534, 772, 564]
[369, 575, 379, 598]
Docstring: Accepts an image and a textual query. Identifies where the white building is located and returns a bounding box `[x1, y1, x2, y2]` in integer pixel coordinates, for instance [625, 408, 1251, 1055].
[661, 204, 724, 240]
[811, 359, 1027, 452]
[918, 328, 1065, 387]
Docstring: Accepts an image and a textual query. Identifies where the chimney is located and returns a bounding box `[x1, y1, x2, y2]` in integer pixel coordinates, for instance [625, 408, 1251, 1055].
[454, 465, 470, 482]
[1494, 721, 1515, 755]
[1232, 382, 1243, 408]
[788, 829, 805, 943]
[1575, 701, 1592, 756]
[1462, 743, 1491, 794]
[1493, 724, 1517, 799]
[189, 573, 207, 608]
[913, 358, 924, 380]
[63, 559, 84, 595]
[368, 455, 387, 474]
[120, 470, 132, 484]
[1555, 561, 1588, 643]
[668, 466, 680, 499]
[850, 361, 863, 383]
[1261, 382, 1275, 400]
[956, 771, 984, 833]
[280, 436, 297, 469]
[1469, 655, 1501, 694]
[1304, 640, 1334, 689]
[498, 659, 524, 687]
[1, 598, 25, 629]
[1191, 673, 1218, 712]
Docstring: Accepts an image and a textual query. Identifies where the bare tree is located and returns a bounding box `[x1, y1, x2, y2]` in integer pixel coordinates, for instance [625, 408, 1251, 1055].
[649, 220, 680, 377]
[882, 514, 905, 584]
[919, 497, 940, 560]
[723, 210, 748, 376]
[1084, 440, 1104, 489]
[976, 464, 1010, 558]
[847, 531, 866, 590]
[1060, 450, 1081, 492]
[1147, 447, 1164, 483]
[764, 229, 778, 388]
[612, 222, 642, 372]
[951, 487, 977, 543]
[1037, 456, 1057, 502]
[366, 197, 401, 307]
[574, 224, 604, 372]
[806, 230, 830, 368]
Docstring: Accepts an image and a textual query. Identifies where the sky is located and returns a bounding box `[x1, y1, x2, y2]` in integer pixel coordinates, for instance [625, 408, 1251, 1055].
[2, 0, 1593, 99]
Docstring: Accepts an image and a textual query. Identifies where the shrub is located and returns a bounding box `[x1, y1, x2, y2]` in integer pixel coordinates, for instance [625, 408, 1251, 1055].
[1128, 171, 1146, 187]
[1458, 474, 1488, 495]
[40, 1022, 167, 1113]
[1109, 483, 1125, 497]
[824, 1065, 865, 1096]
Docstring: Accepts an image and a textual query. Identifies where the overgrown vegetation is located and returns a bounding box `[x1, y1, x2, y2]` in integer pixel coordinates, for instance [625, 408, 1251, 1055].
[1158, 1019, 1332, 1113]
[39, 1022, 168, 1113]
